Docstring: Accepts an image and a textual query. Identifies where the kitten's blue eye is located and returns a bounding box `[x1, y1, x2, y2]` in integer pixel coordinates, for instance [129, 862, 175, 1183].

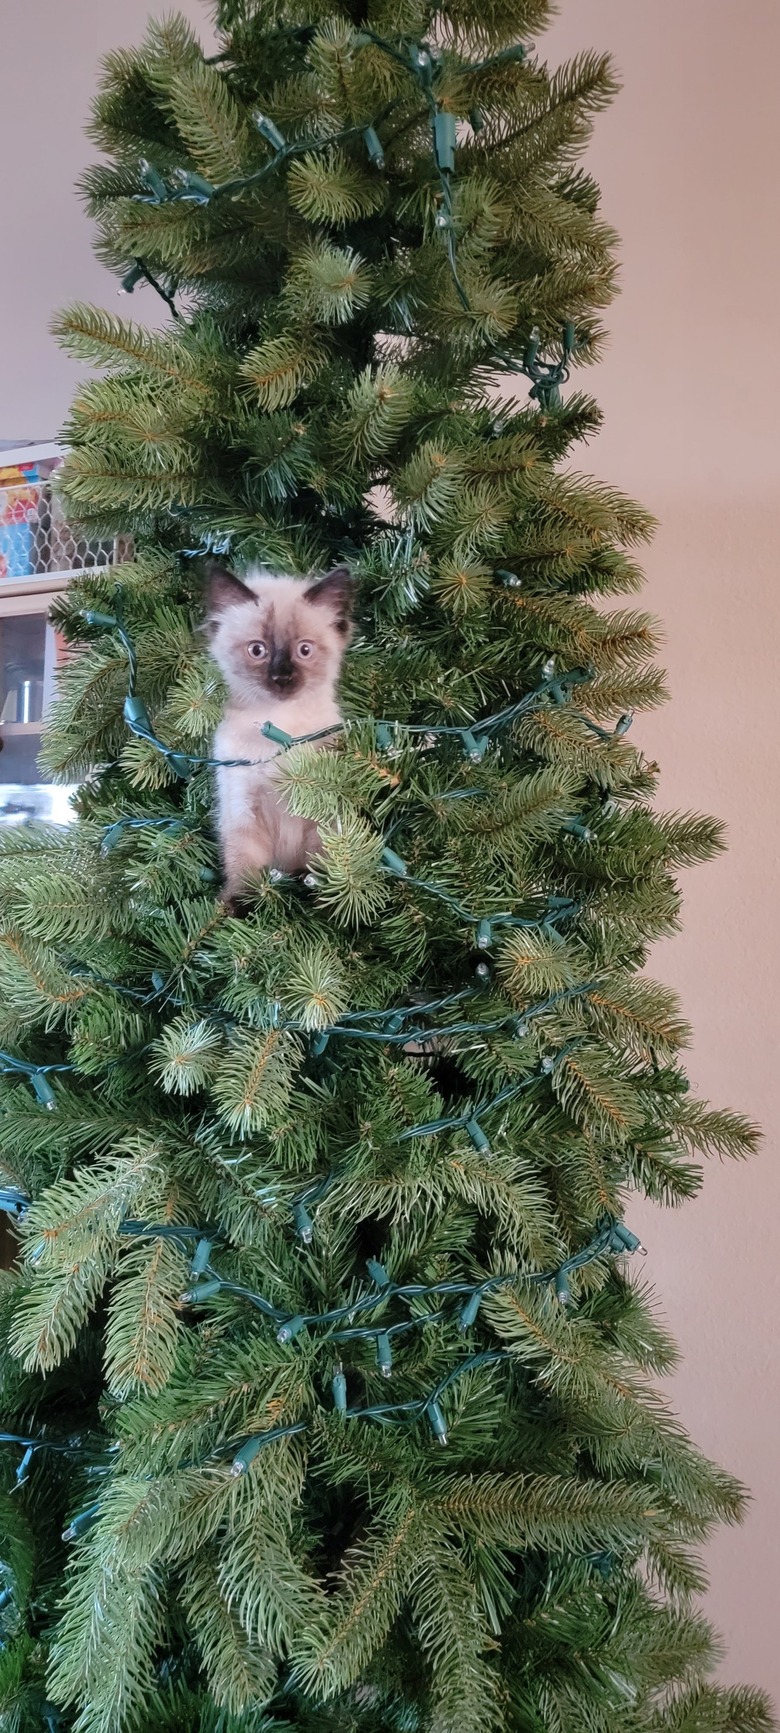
[247, 641, 267, 659]
[297, 641, 314, 658]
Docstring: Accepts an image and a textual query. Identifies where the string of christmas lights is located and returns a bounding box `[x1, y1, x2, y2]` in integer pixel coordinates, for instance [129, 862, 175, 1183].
[56, 968, 597, 1052]
[121, 27, 530, 317]
[80, 597, 602, 778]
[0, 1210, 644, 1507]
[115, 19, 594, 494]
[1, 284, 639, 1576]
[179, 1214, 644, 1347]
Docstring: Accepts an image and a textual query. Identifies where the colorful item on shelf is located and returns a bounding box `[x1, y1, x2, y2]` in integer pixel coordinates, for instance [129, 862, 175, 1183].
[0, 463, 41, 581]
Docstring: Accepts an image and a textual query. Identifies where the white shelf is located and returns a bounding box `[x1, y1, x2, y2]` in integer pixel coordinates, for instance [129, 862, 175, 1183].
[0, 442, 62, 469]
[0, 569, 96, 599]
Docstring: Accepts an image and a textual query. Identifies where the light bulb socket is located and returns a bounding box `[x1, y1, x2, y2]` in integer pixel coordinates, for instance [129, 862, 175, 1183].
[62, 1502, 101, 1542]
[524, 327, 541, 370]
[253, 112, 286, 151]
[180, 1278, 222, 1305]
[119, 263, 144, 295]
[166, 751, 192, 779]
[363, 125, 385, 168]
[190, 1238, 213, 1276]
[376, 1332, 393, 1376]
[293, 1201, 314, 1243]
[427, 1399, 448, 1445]
[276, 1314, 306, 1346]
[465, 1118, 491, 1155]
[433, 110, 457, 173]
[123, 694, 152, 730]
[610, 1222, 644, 1256]
[31, 1073, 57, 1110]
[459, 1290, 482, 1330]
[260, 720, 294, 746]
[381, 846, 408, 877]
[139, 158, 168, 201]
[15, 1446, 34, 1486]
[231, 1434, 265, 1477]
[173, 168, 215, 202]
[461, 730, 489, 762]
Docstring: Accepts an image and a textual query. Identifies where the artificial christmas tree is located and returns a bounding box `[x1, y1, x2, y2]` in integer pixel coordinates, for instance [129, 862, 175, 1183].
[0, 3, 772, 1731]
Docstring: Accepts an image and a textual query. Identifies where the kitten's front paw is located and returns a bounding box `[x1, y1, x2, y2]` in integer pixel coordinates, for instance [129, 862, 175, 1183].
[220, 884, 251, 916]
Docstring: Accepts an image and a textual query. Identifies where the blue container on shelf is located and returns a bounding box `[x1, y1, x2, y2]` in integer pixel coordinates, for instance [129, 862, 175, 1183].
[0, 466, 40, 580]
[0, 520, 34, 579]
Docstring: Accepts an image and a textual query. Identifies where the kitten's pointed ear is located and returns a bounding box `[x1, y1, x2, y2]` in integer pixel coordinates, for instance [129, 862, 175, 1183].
[303, 565, 354, 634]
[204, 559, 256, 617]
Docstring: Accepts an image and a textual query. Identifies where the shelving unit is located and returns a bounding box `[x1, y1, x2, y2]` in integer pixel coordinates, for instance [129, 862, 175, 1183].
[0, 442, 120, 825]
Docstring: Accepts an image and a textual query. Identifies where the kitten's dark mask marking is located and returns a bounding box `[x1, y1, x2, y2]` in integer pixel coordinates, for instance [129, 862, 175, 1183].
[268, 643, 295, 689]
[255, 629, 301, 700]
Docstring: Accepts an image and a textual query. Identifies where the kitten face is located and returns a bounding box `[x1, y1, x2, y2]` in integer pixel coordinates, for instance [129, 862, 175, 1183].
[206, 563, 353, 705]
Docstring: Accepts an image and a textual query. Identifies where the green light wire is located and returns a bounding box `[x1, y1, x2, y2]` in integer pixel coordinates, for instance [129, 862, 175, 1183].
[85, 598, 596, 775]
[183, 1119, 628, 1343]
[136, 100, 400, 208]
[128, 27, 529, 311]
[228, 1348, 512, 1471]
[396, 1037, 581, 1143]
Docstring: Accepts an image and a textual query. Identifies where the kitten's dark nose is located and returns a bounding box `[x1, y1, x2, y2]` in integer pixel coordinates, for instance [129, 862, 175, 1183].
[269, 649, 294, 688]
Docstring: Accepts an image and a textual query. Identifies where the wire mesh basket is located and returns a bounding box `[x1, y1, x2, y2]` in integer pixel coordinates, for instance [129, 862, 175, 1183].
[0, 454, 115, 582]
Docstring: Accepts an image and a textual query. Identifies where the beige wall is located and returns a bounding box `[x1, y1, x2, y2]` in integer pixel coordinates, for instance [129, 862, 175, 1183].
[543, 2, 780, 1700]
[1, 0, 778, 1701]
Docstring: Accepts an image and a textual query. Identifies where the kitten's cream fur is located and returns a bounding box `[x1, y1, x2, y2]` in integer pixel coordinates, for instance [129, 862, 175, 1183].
[206, 562, 353, 902]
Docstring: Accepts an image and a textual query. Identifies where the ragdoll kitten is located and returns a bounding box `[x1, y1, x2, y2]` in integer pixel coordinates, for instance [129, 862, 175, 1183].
[206, 560, 354, 903]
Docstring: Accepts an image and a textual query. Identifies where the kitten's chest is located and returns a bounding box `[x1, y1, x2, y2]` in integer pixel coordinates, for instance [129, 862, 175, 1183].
[215, 695, 342, 765]
[216, 708, 274, 766]
[213, 697, 344, 832]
